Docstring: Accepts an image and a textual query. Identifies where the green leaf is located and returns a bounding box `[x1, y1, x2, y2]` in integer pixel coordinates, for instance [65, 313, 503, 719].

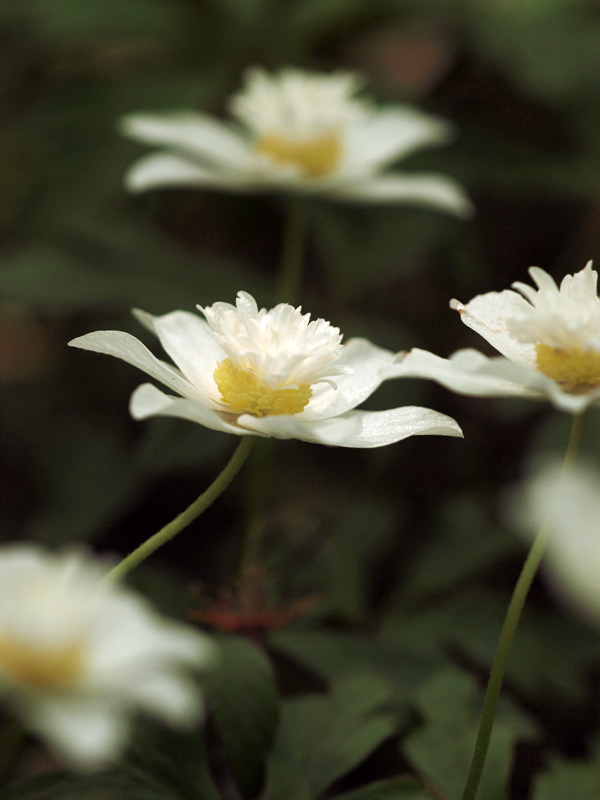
[270, 628, 438, 724]
[533, 736, 600, 800]
[403, 668, 538, 800]
[204, 634, 279, 798]
[382, 590, 600, 703]
[267, 674, 398, 800]
[4, 726, 221, 800]
[333, 776, 434, 800]
[3, 772, 181, 800]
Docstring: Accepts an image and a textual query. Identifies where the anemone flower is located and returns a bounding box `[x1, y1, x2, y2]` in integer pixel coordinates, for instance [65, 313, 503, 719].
[70, 291, 462, 447]
[390, 261, 600, 414]
[119, 66, 471, 216]
[0, 545, 213, 769]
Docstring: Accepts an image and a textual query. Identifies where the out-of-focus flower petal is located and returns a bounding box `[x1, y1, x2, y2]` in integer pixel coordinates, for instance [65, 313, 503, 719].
[328, 172, 472, 216]
[120, 112, 251, 168]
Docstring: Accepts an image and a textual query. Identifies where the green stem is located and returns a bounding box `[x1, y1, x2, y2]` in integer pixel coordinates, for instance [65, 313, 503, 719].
[106, 437, 255, 583]
[276, 197, 307, 304]
[461, 411, 587, 800]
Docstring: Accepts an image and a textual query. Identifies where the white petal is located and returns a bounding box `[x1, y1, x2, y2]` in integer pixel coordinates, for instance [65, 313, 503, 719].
[122, 674, 202, 725]
[239, 406, 462, 447]
[344, 107, 453, 171]
[535, 376, 600, 414]
[149, 310, 225, 402]
[124, 152, 256, 194]
[129, 383, 256, 436]
[328, 172, 473, 216]
[300, 338, 398, 420]
[29, 697, 126, 768]
[389, 348, 541, 398]
[451, 290, 536, 365]
[119, 112, 251, 169]
[68, 330, 195, 398]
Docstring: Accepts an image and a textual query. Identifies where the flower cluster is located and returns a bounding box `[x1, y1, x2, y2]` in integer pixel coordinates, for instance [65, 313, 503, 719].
[391, 261, 600, 414]
[70, 291, 462, 447]
[120, 66, 471, 215]
[0, 545, 214, 769]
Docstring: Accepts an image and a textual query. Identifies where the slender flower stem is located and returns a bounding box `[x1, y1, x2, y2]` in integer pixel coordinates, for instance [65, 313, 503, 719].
[276, 197, 307, 304]
[234, 198, 309, 582]
[461, 411, 587, 800]
[106, 437, 255, 583]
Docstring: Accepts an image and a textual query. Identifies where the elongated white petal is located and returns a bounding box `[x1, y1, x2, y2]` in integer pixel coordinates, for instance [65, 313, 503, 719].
[329, 172, 473, 216]
[122, 674, 202, 724]
[30, 698, 126, 767]
[451, 290, 536, 366]
[239, 406, 462, 447]
[124, 152, 256, 194]
[344, 108, 453, 171]
[513, 460, 600, 624]
[300, 338, 398, 420]
[120, 112, 251, 168]
[389, 348, 540, 398]
[148, 310, 225, 403]
[129, 383, 249, 435]
[68, 331, 195, 398]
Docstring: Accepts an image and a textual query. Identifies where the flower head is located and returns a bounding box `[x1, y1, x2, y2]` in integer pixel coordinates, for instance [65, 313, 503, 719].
[119, 66, 471, 215]
[0, 545, 214, 769]
[512, 461, 600, 625]
[390, 261, 600, 414]
[69, 291, 462, 447]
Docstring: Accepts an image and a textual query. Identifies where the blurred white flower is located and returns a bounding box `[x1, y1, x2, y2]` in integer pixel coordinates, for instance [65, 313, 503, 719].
[69, 291, 462, 447]
[390, 261, 600, 414]
[119, 66, 471, 216]
[512, 461, 600, 624]
[0, 545, 214, 769]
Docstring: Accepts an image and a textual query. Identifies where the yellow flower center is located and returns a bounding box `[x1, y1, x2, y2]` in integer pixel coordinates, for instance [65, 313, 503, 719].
[256, 132, 342, 177]
[214, 358, 312, 417]
[535, 343, 600, 393]
[0, 633, 85, 692]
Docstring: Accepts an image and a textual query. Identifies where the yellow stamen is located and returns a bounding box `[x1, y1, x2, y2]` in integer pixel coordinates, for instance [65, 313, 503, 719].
[0, 633, 85, 691]
[535, 343, 600, 393]
[256, 132, 342, 177]
[214, 358, 312, 417]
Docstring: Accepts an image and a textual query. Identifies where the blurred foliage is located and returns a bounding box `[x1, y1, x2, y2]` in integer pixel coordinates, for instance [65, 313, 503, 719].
[2, 0, 600, 797]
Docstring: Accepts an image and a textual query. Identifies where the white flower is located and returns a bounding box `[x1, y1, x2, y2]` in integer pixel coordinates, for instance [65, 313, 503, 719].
[0, 545, 214, 769]
[69, 291, 462, 447]
[119, 66, 472, 216]
[389, 261, 600, 414]
[512, 461, 600, 624]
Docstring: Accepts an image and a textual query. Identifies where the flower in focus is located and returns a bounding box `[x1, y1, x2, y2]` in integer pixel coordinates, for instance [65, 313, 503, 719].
[512, 461, 600, 624]
[119, 66, 471, 216]
[69, 291, 462, 447]
[0, 545, 214, 769]
[390, 261, 600, 413]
